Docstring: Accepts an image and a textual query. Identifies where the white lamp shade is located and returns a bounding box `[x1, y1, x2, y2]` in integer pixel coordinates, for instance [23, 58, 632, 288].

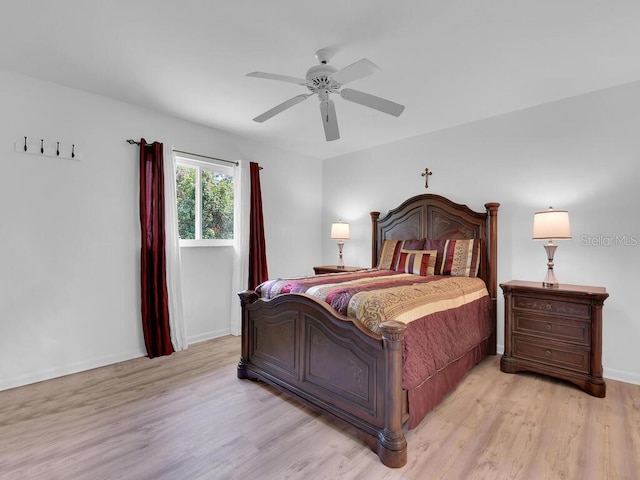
[330, 221, 350, 240]
[532, 208, 572, 239]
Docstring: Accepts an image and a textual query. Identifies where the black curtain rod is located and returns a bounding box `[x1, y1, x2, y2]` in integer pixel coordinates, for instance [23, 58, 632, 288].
[126, 139, 239, 166]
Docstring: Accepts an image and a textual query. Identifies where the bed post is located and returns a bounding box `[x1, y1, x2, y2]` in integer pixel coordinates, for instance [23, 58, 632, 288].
[485, 202, 500, 355]
[377, 320, 408, 468]
[237, 290, 259, 379]
[371, 211, 380, 268]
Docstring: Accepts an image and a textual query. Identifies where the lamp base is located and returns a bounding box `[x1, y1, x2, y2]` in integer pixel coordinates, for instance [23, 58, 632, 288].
[336, 240, 345, 268]
[541, 242, 560, 288]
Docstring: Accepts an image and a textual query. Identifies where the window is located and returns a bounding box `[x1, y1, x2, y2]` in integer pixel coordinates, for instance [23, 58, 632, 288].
[175, 155, 234, 246]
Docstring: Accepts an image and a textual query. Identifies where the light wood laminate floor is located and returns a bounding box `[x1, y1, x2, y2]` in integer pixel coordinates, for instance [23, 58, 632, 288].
[1, 335, 638, 480]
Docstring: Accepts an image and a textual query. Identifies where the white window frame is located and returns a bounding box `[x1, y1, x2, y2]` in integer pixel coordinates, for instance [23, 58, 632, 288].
[176, 154, 235, 247]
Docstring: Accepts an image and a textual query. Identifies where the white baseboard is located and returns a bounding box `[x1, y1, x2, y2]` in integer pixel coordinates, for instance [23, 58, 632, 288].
[187, 328, 231, 344]
[7, 336, 635, 393]
[603, 367, 640, 386]
[0, 348, 146, 392]
[1, 330, 236, 392]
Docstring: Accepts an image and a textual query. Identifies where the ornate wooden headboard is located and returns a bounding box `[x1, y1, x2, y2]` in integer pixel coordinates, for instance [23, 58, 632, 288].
[370, 194, 500, 308]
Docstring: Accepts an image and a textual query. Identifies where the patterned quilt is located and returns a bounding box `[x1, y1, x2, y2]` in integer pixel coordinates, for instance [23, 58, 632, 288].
[257, 268, 493, 428]
[257, 269, 488, 334]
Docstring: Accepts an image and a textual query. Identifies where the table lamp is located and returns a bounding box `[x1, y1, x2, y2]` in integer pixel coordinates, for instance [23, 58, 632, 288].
[532, 207, 572, 288]
[330, 221, 350, 269]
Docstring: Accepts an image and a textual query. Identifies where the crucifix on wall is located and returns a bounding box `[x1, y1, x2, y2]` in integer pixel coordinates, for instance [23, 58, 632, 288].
[421, 168, 432, 189]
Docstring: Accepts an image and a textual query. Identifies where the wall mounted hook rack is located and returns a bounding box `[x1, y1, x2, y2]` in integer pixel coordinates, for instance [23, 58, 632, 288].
[16, 137, 81, 161]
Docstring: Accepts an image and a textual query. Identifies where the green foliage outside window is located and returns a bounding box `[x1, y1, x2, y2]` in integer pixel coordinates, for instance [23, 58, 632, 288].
[202, 170, 234, 239]
[176, 165, 196, 239]
[176, 164, 234, 241]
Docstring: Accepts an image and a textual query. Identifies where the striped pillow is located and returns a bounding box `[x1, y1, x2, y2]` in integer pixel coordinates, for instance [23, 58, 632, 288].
[377, 239, 425, 270]
[395, 249, 438, 276]
[439, 239, 481, 277]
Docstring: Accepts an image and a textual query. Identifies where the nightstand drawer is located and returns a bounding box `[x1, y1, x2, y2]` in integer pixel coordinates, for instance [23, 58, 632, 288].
[513, 296, 590, 319]
[514, 312, 590, 346]
[513, 335, 590, 374]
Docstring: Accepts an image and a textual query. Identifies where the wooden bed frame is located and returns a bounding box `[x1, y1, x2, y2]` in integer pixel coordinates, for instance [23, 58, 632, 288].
[238, 194, 499, 467]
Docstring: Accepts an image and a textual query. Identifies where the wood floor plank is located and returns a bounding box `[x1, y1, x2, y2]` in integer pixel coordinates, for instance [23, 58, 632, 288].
[1, 335, 639, 480]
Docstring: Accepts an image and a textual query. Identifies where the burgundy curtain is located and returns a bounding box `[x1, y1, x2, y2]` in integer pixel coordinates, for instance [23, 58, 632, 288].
[248, 162, 269, 290]
[139, 139, 173, 358]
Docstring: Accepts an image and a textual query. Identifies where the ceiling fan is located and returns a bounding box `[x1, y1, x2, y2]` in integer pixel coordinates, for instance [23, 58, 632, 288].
[247, 49, 405, 142]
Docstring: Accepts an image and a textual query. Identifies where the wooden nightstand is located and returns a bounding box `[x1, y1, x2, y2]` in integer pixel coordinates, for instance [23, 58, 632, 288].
[313, 265, 367, 274]
[500, 280, 609, 397]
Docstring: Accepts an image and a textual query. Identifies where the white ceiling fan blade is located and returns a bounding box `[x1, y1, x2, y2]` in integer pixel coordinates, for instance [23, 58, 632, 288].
[247, 71, 308, 86]
[340, 88, 405, 117]
[320, 99, 339, 141]
[253, 94, 311, 123]
[330, 59, 381, 86]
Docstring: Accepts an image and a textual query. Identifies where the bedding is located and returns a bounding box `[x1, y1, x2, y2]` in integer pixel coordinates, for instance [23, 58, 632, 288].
[257, 268, 493, 428]
[424, 238, 482, 277]
[377, 239, 425, 269]
[258, 269, 487, 333]
[394, 249, 438, 275]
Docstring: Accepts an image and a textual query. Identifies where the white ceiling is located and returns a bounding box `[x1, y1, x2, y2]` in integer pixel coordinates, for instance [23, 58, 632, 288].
[2, 1, 640, 160]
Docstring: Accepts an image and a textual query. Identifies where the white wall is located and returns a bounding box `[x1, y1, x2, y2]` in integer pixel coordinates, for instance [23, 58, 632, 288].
[3, 66, 636, 390]
[0, 69, 322, 390]
[322, 81, 640, 385]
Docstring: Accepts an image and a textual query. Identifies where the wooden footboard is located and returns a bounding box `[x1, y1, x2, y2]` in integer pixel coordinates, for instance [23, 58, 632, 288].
[237, 290, 409, 468]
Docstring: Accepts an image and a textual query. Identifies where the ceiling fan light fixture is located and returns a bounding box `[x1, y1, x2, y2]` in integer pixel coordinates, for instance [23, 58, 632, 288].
[305, 64, 339, 90]
[314, 48, 334, 64]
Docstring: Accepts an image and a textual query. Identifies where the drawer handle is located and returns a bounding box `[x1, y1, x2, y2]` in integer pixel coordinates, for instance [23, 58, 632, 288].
[545, 350, 552, 357]
[545, 324, 552, 331]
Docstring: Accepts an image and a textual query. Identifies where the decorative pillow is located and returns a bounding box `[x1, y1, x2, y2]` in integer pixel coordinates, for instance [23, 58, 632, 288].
[423, 239, 449, 274]
[394, 249, 438, 276]
[439, 239, 481, 277]
[377, 239, 425, 270]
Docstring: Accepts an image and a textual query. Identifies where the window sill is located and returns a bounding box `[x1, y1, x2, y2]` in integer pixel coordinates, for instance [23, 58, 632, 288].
[179, 240, 234, 248]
